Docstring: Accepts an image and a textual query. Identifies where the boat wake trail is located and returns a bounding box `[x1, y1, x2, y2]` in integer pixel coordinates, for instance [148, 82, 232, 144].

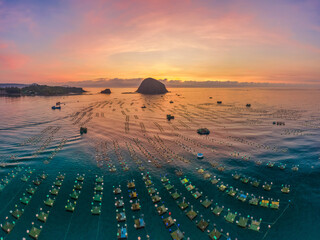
[0, 116, 69, 131]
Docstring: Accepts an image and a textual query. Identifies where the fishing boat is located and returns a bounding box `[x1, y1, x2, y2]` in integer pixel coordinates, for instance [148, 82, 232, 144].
[197, 153, 204, 159]
[51, 102, 61, 110]
[166, 114, 174, 120]
[80, 127, 87, 134]
[197, 128, 210, 135]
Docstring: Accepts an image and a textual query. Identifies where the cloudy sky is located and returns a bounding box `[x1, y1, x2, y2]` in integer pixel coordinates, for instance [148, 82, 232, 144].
[0, 0, 319, 85]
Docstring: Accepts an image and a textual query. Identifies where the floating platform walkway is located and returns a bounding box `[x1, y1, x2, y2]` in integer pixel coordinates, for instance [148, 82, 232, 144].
[141, 173, 184, 240]
[26, 173, 65, 240]
[65, 174, 85, 212]
[113, 185, 128, 239]
[178, 175, 264, 235]
[91, 175, 104, 215]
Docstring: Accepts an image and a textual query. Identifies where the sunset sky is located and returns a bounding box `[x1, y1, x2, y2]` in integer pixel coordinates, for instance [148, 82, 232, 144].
[0, 0, 320, 85]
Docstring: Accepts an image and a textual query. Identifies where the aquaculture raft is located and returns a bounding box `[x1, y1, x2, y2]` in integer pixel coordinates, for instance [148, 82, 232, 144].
[117, 226, 127, 239]
[178, 201, 189, 210]
[209, 228, 221, 240]
[1, 221, 15, 233]
[237, 216, 248, 228]
[212, 205, 224, 216]
[11, 208, 24, 219]
[186, 209, 197, 220]
[116, 212, 126, 222]
[131, 202, 141, 211]
[225, 211, 237, 223]
[248, 219, 261, 232]
[28, 226, 42, 239]
[44, 197, 55, 207]
[65, 201, 76, 212]
[171, 229, 184, 240]
[201, 199, 212, 208]
[134, 218, 145, 229]
[91, 206, 101, 215]
[20, 194, 32, 205]
[70, 191, 80, 200]
[36, 211, 49, 223]
[115, 199, 124, 208]
[163, 216, 174, 228]
[196, 219, 209, 231]
[157, 205, 167, 215]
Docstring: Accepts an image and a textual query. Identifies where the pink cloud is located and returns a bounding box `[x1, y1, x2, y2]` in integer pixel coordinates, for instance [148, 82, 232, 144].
[56, 0, 318, 55]
[1, 0, 319, 84]
[0, 53, 28, 69]
[0, 40, 29, 69]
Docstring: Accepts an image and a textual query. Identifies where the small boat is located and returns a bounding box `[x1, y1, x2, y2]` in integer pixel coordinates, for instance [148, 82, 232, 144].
[80, 127, 87, 134]
[273, 121, 285, 125]
[197, 153, 204, 159]
[52, 102, 61, 110]
[166, 114, 174, 120]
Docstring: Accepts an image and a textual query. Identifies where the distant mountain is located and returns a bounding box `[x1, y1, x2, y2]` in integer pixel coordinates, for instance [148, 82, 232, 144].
[62, 78, 300, 88]
[0, 83, 28, 88]
[0, 84, 85, 96]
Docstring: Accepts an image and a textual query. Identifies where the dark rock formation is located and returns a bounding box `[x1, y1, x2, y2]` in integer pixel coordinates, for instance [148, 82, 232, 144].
[136, 78, 168, 94]
[101, 88, 111, 94]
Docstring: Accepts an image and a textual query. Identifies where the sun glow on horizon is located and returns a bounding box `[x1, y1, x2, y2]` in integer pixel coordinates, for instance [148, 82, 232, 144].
[0, 0, 320, 85]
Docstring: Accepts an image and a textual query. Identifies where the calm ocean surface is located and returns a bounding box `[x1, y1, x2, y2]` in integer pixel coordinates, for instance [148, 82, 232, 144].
[0, 88, 319, 240]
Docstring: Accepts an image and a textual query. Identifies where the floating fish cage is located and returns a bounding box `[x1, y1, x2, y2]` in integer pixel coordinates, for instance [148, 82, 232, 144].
[163, 216, 174, 228]
[117, 226, 127, 239]
[157, 205, 167, 215]
[212, 205, 224, 216]
[186, 208, 197, 220]
[134, 217, 145, 229]
[1, 221, 15, 233]
[27, 224, 42, 240]
[208, 228, 221, 240]
[10, 207, 24, 219]
[224, 211, 237, 223]
[196, 219, 209, 232]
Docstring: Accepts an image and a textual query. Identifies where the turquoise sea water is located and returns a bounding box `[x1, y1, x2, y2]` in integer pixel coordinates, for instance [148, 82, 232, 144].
[0, 88, 319, 240]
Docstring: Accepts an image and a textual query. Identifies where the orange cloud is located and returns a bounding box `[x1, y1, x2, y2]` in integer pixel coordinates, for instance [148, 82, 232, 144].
[0, 0, 320, 84]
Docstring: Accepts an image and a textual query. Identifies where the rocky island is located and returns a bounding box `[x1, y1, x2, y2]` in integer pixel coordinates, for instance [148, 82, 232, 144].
[101, 88, 111, 94]
[136, 78, 168, 94]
